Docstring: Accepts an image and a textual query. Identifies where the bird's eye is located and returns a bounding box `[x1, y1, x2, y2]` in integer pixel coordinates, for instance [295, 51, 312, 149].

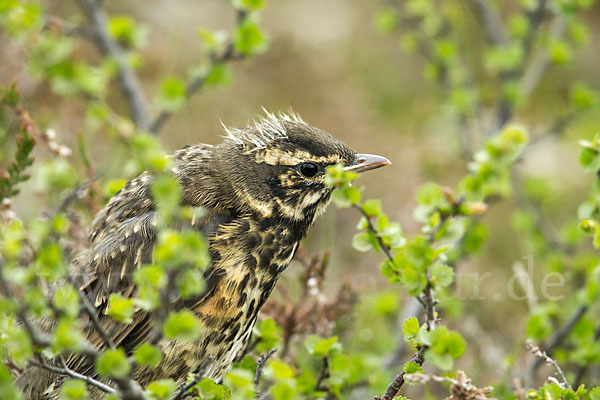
[299, 162, 319, 178]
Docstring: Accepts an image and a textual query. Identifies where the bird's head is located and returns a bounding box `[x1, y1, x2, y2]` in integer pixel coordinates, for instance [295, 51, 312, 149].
[214, 111, 390, 224]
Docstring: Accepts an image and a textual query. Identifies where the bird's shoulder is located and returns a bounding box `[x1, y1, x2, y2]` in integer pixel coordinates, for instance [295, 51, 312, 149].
[72, 142, 230, 343]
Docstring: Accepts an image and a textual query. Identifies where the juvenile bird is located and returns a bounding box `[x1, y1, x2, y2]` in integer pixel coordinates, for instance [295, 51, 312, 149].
[19, 112, 390, 398]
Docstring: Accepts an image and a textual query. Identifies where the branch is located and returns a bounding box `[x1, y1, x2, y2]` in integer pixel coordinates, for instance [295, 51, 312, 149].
[314, 357, 331, 393]
[77, 281, 116, 350]
[510, 169, 574, 255]
[495, 0, 555, 129]
[171, 355, 214, 400]
[528, 305, 588, 375]
[384, 297, 423, 368]
[76, 0, 151, 130]
[29, 357, 116, 395]
[468, 0, 506, 45]
[375, 283, 438, 400]
[254, 348, 277, 398]
[519, 16, 566, 100]
[376, 344, 427, 400]
[526, 340, 572, 390]
[353, 204, 394, 262]
[148, 38, 245, 134]
[574, 323, 600, 387]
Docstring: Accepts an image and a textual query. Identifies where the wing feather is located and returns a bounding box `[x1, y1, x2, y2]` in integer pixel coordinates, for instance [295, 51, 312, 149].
[67, 144, 231, 376]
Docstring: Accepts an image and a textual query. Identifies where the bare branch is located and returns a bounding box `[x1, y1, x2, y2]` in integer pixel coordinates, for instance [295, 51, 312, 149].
[406, 370, 493, 399]
[528, 305, 588, 377]
[519, 16, 566, 99]
[29, 357, 116, 395]
[468, 0, 506, 45]
[77, 282, 116, 350]
[510, 169, 574, 255]
[76, 0, 151, 130]
[254, 348, 277, 398]
[375, 344, 427, 400]
[526, 339, 572, 390]
[171, 355, 214, 400]
[574, 323, 600, 387]
[495, 0, 556, 129]
[148, 40, 245, 134]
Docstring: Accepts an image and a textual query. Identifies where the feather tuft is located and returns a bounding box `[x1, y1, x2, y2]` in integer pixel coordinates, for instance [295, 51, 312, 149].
[221, 109, 307, 152]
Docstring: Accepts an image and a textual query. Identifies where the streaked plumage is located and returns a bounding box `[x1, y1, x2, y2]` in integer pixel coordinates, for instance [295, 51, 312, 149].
[17, 112, 389, 399]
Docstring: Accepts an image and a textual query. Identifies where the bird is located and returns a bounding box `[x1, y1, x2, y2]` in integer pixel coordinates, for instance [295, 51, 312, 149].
[17, 111, 390, 399]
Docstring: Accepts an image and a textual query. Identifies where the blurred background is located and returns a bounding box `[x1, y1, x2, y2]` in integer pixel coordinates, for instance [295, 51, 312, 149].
[2, 0, 600, 396]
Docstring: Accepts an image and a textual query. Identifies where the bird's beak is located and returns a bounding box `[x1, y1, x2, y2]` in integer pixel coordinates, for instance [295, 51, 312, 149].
[344, 154, 391, 173]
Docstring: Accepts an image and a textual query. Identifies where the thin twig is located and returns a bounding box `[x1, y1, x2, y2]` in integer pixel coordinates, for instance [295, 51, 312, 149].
[376, 345, 427, 400]
[148, 41, 244, 134]
[77, 281, 116, 349]
[171, 355, 214, 400]
[468, 0, 506, 45]
[314, 357, 331, 393]
[55, 172, 103, 215]
[519, 16, 566, 100]
[77, 0, 151, 130]
[495, 0, 552, 129]
[353, 204, 394, 262]
[574, 323, 600, 387]
[254, 349, 277, 399]
[510, 169, 574, 255]
[29, 357, 116, 394]
[528, 305, 588, 375]
[526, 339, 572, 390]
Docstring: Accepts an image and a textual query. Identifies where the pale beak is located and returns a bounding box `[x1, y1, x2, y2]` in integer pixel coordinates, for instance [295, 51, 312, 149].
[344, 153, 391, 173]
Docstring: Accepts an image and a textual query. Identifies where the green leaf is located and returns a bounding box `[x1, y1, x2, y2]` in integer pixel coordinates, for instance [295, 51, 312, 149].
[271, 382, 296, 400]
[52, 318, 84, 353]
[548, 39, 572, 65]
[313, 336, 340, 357]
[402, 317, 420, 342]
[352, 232, 373, 252]
[571, 82, 599, 110]
[224, 368, 254, 398]
[105, 178, 127, 197]
[425, 326, 466, 370]
[106, 293, 135, 324]
[52, 284, 79, 318]
[157, 77, 186, 113]
[527, 314, 553, 341]
[362, 199, 382, 217]
[234, 0, 266, 11]
[345, 186, 362, 204]
[108, 16, 147, 49]
[331, 188, 352, 208]
[96, 348, 130, 378]
[145, 379, 176, 400]
[430, 264, 454, 288]
[0, 363, 21, 400]
[255, 318, 281, 352]
[163, 310, 203, 341]
[374, 8, 397, 34]
[178, 268, 206, 299]
[204, 63, 232, 87]
[508, 14, 530, 38]
[269, 360, 295, 379]
[135, 343, 162, 368]
[61, 379, 88, 400]
[234, 18, 268, 55]
[193, 378, 231, 400]
[403, 361, 424, 375]
[485, 43, 524, 73]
